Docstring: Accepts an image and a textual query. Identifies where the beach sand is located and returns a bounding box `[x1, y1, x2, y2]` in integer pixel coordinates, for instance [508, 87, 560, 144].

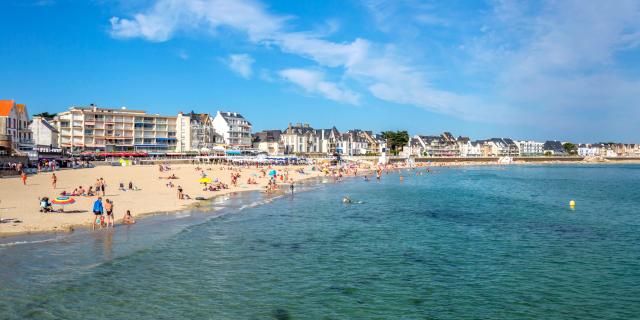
[0, 163, 320, 236]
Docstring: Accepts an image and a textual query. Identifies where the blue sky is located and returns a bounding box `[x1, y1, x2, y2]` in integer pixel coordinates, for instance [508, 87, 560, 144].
[2, 0, 640, 142]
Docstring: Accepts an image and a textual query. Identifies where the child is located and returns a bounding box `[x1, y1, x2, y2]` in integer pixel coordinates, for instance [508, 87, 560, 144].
[123, 210, 136, 224]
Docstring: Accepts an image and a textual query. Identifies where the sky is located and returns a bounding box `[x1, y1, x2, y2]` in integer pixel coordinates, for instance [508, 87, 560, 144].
[1, 0, 640, 142]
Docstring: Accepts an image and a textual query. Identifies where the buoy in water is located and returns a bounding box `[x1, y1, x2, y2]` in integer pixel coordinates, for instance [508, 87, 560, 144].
[569, 200, 576, 207]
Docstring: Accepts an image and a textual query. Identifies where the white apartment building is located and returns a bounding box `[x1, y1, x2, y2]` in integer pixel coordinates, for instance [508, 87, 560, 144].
[29, 116, 59, 147]
[55, 105, 178, 153]
[176, 112, 222, 152]
[0, 100, 33, 154]
[516, 140, 544, 156]
[212, 111, 252, 147]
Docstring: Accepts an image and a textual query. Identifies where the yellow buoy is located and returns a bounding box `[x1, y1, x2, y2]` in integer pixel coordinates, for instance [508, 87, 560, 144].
[569, 200, 576, 207]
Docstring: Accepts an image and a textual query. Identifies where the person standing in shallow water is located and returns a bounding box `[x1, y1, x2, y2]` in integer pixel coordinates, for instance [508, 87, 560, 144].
[92, 197, 104, 230]
[290, 181, 294, 195]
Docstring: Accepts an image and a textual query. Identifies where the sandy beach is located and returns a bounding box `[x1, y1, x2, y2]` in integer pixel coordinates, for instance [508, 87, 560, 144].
[0, 163, 322, 236]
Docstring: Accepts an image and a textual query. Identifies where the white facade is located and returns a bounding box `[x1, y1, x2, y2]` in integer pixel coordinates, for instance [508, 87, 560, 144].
[0, 100, 33, 153]
[55, 105, 178, 153]
[29, 116, 59, 147]
[459, 141, 483, 157]
[516, 140, 544, 156]
[176, 112, 221, 152]
[212, 111, 252, 147]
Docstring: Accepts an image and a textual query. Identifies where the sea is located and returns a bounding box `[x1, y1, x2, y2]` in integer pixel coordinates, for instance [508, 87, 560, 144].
[1, 164, 639, 319]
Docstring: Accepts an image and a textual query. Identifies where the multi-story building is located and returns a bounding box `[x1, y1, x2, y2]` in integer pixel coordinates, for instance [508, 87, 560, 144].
[481, 138, 519, 156]
[252, 130, 283, 155]
[338, 130, 370, 156]
[361, 131, 387, 154]
[578, 144, 599, 156]
[282, 123, 318, 154]
[212, 111, 252, 147]
[458, 137, 483, 157]
[516, 140, 544, 156]
[29, 116, 59, 148]
[0, 100, 33, 154]
[543, 140, 566, 155]
[315, 127, 341, 154]
[176, 112, 222, 152]
[55, 105, 178, 153]
[415, 132, 460, 157]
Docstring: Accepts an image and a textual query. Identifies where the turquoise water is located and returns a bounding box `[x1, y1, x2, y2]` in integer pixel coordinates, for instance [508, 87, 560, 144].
[1, 165, 640, 319]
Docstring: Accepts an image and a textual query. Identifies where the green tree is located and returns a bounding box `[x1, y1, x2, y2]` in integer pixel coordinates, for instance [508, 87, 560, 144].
[563, 142, 577, 155]
[381, 130, 409, 156]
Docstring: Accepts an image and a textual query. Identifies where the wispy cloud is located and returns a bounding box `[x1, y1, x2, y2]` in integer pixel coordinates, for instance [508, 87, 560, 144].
[279, 68, 360, 105]
[227, 54, 254, 79]
[108, 0, 640, 139]
[109, 0, 479, 118]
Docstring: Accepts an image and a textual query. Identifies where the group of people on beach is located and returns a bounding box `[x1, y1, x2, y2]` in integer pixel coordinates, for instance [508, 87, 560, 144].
[91, 197, 135, 229]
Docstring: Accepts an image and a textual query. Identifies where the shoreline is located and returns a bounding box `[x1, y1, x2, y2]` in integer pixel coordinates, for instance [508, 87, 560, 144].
[1, 160, 639, 239]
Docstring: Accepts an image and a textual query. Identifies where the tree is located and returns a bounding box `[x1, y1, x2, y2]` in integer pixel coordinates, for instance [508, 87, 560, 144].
[33, 112, 57, 119]
[381, 130, 409, 156]
[563, 142, 577, 155]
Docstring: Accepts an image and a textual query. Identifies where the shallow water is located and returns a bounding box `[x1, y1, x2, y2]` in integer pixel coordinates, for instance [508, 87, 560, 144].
[1, 165, 639, 319]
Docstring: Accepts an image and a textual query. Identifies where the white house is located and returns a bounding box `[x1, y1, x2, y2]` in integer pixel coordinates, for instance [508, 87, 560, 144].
[29, 116, 59, 148]
[252, 130, 283, 155]
[516, 140, 544, 156]
[578, 144, 599, 156]
[212, 111, 252, 147]
[0, 100, 33, 154]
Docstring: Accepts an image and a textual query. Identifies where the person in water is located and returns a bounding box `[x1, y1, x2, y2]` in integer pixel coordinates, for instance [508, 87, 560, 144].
[342, 196, 352, 204]
[123, 210, 136, 224]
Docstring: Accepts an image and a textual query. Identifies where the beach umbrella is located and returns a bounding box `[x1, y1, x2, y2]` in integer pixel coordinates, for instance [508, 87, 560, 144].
[199, 177, 212, 184]
[51, 196, 76, 206]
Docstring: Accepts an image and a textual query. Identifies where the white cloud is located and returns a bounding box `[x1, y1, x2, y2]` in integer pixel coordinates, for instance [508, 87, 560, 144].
[227, 54, 254, 78]
[108, 0, 640, 138]
[109, 0, 478, 117]
[279, 68, 360, 105]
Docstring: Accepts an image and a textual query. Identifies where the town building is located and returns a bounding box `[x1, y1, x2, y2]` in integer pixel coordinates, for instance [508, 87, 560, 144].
[55, 105, 178, 153]
[176, 112, 222, 152]
[315, 127, 341, 154]
[543, 140, 566, 155]
[414, 132, 460, 157]
[516, 140, 544, 156]
[282, 123, 318, 154]
[482, 138, 520, 157]
[252, 130, 283, 155]
[361, 131, 387, 154]
[338, 130, 370, 156]
[29, 116, 59, 148]
[458, 137, 483, 157]
[0, 100, 33, 154]
[212, 111, 252, 148]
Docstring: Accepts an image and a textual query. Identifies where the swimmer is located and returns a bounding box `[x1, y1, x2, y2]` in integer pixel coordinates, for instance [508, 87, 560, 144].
[342, 196, 352, 204]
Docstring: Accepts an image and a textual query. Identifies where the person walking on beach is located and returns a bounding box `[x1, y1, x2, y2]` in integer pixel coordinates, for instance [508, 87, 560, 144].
[177, 185, 184, 200]
[21, 171, 27, 185]
[104, 199, 114, 228]
[51, 173, 57, 189]
[92, 197, 104, 230]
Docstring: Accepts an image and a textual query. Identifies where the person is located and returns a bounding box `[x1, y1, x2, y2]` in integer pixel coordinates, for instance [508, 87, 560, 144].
[51, 173, 57, 189]
[39, 197, 52, 213]
[177, 186, 183, 199]
[123, 210, 136, 224]
[92, 197, 104, 230]
[104, 199, 114, 228]
[99, 178, 106, 196]
[119, 182, 126, 191]
[21, 171, 27, 185]
[87, 186, 95, 196]
[342, 196, 352, 204]
[289, 182, 295, 195]
[128, 181, 133, 190]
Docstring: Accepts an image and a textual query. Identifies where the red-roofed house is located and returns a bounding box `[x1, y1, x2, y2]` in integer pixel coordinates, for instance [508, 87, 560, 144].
[0, 100, 33, 154]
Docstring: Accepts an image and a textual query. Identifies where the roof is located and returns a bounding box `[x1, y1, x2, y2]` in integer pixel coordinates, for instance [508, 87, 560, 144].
[253, 130, 281, 143]
[0, 100, 15, 117]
